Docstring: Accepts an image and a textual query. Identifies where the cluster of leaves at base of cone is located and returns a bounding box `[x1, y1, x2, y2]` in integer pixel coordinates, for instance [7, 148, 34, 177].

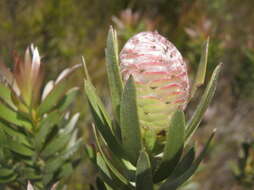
[84, 27, 221, 190]
[232, 142, 254, 188]
[0, 48, 82, 190]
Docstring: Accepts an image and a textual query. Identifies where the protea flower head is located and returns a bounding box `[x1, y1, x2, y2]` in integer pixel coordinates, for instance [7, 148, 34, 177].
[120, 31, 189, 132]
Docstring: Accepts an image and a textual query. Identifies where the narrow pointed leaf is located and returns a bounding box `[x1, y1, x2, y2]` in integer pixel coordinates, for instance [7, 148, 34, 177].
[35, 111, 61, 150]
[0, 168, 14, 177]
[44, 157, 65, 174]
[136, 150, 153, 190]
[105, 26, 123, 123]
[84, 80, 112, 129]
[0, 127, 7, 146]
[38, 65, 80, 115]
[120, 76, 142, 164]
[154, 110, 185, 182]
[93, 126, 130, 187]
[0, 103, 32, 130]
[0, 174, 17, 183]
[38, 82, 66, 115]
[191, 38, 209, 99]
[41, 132, 71, 158]
[41, 114, 79, 158]
[159, 131, 215, 190]
[85, 80, 124, 157]
[81, 56, 91, 82]
[22, 167, 41, 180]
[58, 87, 79, 112]
[0, 120, 29, 146]
[90, 105, 125, 158]
[93, 127, 133, 182]
[169, 148, 195, 180]
[5, 139, 34, 156]
[96, 153, 126, 190]
[97, 153, 112, 179]
[0, 83, 15, 108]
[185, 64, 221, 142]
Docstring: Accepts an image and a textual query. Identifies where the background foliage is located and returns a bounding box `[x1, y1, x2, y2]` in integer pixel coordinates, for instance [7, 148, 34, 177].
[1, 0, 254, 189]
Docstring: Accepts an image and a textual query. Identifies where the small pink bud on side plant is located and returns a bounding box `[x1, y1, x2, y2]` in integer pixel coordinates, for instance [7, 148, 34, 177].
[120, 31, 190, 132]
[0, 45, 43, 111]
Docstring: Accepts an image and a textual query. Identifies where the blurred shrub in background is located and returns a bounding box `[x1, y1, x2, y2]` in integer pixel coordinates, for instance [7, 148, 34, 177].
[232, 142, 254, 188]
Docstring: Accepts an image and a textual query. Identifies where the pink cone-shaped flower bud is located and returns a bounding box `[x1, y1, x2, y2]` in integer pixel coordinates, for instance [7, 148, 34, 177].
[120, 31, 189, 132]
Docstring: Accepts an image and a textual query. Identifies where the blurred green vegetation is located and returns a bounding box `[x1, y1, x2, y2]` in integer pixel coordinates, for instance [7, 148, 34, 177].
[1, 0, 254, 189]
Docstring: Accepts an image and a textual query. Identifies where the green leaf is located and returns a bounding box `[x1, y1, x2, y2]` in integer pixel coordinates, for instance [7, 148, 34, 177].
[90, 105, 125, 159]
[44, 157, 65, 174]
[105, 26, 123, 123]
[0, 83, 15, 108]
[41, 113, 78, 158]
[93, 126, 133, 182]
[43, 173, 54, 186]
[185, 64, 222, 143]
[159, 130, 216, 190]
[22, 167, 42, 180]
[85, 80, 124, 158]
[84, 145, 96, 161]
[0, 103, 32, 130]
[0, 173, 17, 183]
[0, 127, 32, 159]
[136, 150, 153, 190]
[154, 110, 185, 182]
[0, 128, 7, 146]
[58, 87, 79, 112]
[0, 168, 14, 177]
[97, 153, 113, 181]
[84, 80, 112, 129]
[38, 82, 66, 115]
[35, 111, 62, 150]
[191, 38, 209, 99]
[96, 153, 125, 190]
[93, 126, 130, 187]
[5, 138, 34, 156]
[120, 76, 142, 164]
[38, 64, 81, 115]
[169, 148, 195, 180]
[0, 120, 30, 146]
[41, 132, 71, 158]
[81, 56, 91, 82]
[57, 163, 73, 179]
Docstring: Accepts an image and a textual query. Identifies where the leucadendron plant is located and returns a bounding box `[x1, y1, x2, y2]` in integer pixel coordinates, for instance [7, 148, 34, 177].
[84, 27, 221, 190]
[0, 46, 82, 189]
